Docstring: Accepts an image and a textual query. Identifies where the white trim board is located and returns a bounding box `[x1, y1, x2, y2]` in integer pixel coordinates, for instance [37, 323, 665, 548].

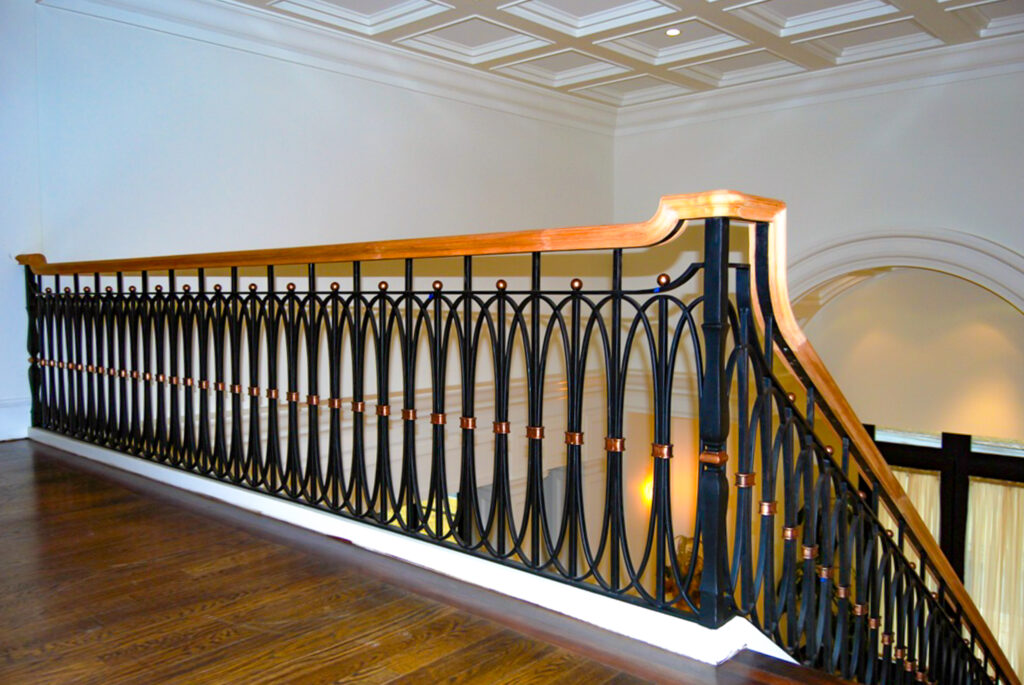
[29, 427, 794, 668]
[0, 398, 30, 442]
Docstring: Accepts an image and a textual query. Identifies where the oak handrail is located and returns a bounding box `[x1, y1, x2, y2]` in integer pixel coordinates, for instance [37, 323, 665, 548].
[17, 189, 1016, 683]
[16, 190, 783, 275]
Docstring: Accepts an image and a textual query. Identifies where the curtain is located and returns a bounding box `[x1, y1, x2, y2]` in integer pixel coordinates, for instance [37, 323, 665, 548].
[965, 478, 1024, 676]
[879, 468, 942, 585]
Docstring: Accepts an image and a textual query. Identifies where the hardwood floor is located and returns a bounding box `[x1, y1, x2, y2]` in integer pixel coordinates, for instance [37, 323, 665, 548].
[0, 440, 842, 684]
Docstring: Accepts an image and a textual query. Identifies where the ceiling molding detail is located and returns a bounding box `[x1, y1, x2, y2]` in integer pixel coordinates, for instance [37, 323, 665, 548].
[787, 228, 1024, 315]
[37, 0, 617, 134]
[38, 0, 1024, 137]
[614, 32, 1024, 134]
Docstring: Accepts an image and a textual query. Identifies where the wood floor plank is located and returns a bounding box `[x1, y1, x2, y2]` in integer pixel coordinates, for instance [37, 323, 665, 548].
[0, 439, 841, 685]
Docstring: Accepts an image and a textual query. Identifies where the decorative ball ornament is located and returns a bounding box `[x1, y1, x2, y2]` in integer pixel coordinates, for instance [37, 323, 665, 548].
[129, 286, 136, 293]
[249, 283, 258, 292]
[432, 280, 443, 291]
[155, 285, 163, 292]
[496, 280, 507, 291]
[656, 274, 671, 287]
[213, 284, 222, 292]
[378, 281, 388, 292]
[182, 284, 191, 292]
[330, 282, 340, 291]
[570, 278, 583, 291]
[64, 287, 71, 293]
[286, 282, 296, 292]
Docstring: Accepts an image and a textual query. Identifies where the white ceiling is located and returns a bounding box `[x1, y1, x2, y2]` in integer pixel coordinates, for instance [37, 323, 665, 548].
[230, 0, 1024, 107]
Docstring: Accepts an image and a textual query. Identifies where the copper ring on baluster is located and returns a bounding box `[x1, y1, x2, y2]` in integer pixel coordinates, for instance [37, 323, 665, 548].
[699, 449, 727, 465]
[351, 401, 365, 413]
[651, 443, 673, 459]
[604, 436, 624, 452]
[493, 421, 509, 434]
[376, 404, 390, 417]
[802, 544, 818, 560]
[783, 526, 798, 540]
[328, 398, 342, 410]
[460, 416, 476, 430]
[430, 412, 446, 425]
[402, 408, 417, 421]
[266, 388, 278, 400]
[735, 472, 756, 488]
[565, 431, 584, 446]
[307, 394, 319, 406]
[526, 425, 544, 439]
[760, 501, 777, 516]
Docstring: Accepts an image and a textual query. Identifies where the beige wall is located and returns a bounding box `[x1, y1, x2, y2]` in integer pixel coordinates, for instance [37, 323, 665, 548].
[802, 268, 1024, 442]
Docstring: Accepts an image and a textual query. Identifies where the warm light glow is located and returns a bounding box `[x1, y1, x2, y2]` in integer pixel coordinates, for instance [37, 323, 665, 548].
[665, 27, 681, 36]
[641, 473, 654, 506]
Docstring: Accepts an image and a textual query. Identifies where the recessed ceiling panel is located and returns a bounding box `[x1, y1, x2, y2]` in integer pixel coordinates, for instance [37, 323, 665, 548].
[672, 50, 804, 86]
[800, 19, 944, 63]
[572, 74, 692, 105]
[728, 0, 899, 37]
[601, 19, 749, 64]
[501, 0, 677, 37]
[397, 16, 551, 64]
[493, 50, 631, 87]
[270, 0, 450, 35]
[952, 0, 1024, 36]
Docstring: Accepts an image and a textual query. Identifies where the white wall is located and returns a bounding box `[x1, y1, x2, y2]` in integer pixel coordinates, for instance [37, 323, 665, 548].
[613, 71, 1024, 260]
[0, 1, 42, 439]
[0, 4, 613, 439]
[614, 71, 1024, 440]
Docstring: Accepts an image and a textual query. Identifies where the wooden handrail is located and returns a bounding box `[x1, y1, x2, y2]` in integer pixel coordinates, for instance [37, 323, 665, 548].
[16, 190, 783, 275]
[17, 188, 1015, 682]
[750, 208, 1019, 685]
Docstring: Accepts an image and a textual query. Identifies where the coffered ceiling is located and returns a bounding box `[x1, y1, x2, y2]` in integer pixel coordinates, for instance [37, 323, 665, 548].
[229, 0, 1024, 107]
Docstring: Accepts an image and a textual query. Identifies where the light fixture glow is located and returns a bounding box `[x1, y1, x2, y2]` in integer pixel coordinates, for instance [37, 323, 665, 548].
[641, 473, 654, 506]
[665, 27, 681, 37]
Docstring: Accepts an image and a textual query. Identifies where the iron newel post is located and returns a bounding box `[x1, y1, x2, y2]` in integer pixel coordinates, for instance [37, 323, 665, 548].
[697, 216, 734, 626]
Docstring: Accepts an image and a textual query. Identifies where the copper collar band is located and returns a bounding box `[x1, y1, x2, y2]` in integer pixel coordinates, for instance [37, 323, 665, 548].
[493, 421, 510, 434]
[351, 401, 365, 413]
[430, 412, 446, 425]
[699, 450, 727, 465]
[651, 443, 672, 459]
[802, 544, 818, 560]
[266, 388, 278, 400]
[286, 391, 299, 403]
[460, 416, 476, 430]
[735, 472, 756, 488]
[327, 398, 343, 410]
[604, 436, 625, 452]
[307, 395, 319, 406]
[760, 501, 777, 516]
[564, 431, 584, 446]
[402, 408, 417, 421]
[526, 425, 544, 440]
[376, 404, 390, 417]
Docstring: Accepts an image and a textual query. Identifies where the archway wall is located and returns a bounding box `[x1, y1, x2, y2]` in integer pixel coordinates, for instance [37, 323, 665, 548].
[800, 267, 1024, 442]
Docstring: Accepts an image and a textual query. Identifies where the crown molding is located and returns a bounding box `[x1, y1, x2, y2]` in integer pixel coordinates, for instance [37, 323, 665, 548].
[614, 33, 1024, 136]
[37, 0, 618, 135]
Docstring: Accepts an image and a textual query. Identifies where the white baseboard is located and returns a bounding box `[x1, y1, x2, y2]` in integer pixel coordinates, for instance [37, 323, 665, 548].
[0, 398, 30, 441]
[28, 427, 793, 667]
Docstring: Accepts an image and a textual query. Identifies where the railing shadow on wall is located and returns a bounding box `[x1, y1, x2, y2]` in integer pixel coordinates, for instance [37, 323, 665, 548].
[17, 190, 1019, 685]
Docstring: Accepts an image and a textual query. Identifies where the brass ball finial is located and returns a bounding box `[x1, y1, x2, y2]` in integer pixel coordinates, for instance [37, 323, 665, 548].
[155, 285, 163, 292]
[432, 280, 443, 291]
[330, 282, 340, 291]
[213, 284, 222, 292]
[129, 286, 136, 293]
[656, 273, 671, 287]
[105, 286, 113, 293]
[286, 282, 296, 292]
[496, 279, 507, 291]
[249, 283, 258, 292]
[570, 278, 583, 291]
[84, 287, 91, 293]
[64, 287, 71, 293]
[45, 287, 52, 294]
[182, 284, 191, 292]
[378, 281, 388, 292]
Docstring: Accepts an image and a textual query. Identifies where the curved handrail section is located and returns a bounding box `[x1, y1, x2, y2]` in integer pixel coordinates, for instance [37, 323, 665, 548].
[17, 190, 1015, 683]
[750, 210, 1018, 685]
[16, 190, 784, 275]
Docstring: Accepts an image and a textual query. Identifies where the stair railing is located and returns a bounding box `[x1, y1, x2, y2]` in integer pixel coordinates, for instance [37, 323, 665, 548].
[17, 191, 1016, 684]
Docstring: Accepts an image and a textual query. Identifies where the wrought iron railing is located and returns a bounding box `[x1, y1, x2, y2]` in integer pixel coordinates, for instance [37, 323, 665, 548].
[18, 191, 1017, 684]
